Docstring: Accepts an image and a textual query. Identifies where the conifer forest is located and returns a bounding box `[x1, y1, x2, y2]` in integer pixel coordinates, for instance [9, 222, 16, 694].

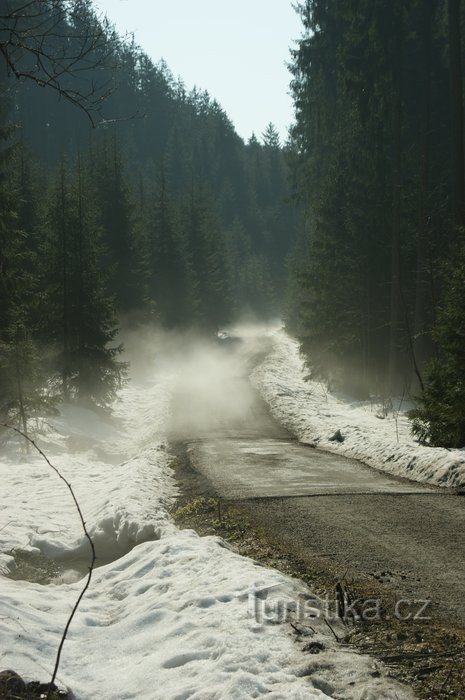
[2, 2, 465, 449]
[1, 0, 294, 425]
[288, 1, 465, 447]
[3, 3, 465, 700]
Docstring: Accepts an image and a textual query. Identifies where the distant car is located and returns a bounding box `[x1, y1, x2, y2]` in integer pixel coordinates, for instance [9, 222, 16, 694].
[217, 331, 241, 349]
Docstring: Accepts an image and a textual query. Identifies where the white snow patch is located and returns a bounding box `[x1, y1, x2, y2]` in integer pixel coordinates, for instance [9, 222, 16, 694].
[0, 330, 413, 699]
[251, 327, 465, 489]
[0, 530, 414, 699]
[0, 376, 177, 570]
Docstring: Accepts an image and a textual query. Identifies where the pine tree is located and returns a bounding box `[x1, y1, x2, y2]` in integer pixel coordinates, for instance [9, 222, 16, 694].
[0, 125, 56, 430]
[261, 123, 281, 149]
[145, 168, 196, 326]
[181, 183, 233, 329]
[410, 240, 465, 447]
[91, 136, 141, 311]
[40, 156, 125, 408]
[10, 10, 296, 329]
[287, 0, 448, 396]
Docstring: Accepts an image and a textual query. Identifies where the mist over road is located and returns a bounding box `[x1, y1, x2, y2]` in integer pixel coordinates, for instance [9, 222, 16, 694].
[168, 328, 435, 498]
[168, 328, 465, 627]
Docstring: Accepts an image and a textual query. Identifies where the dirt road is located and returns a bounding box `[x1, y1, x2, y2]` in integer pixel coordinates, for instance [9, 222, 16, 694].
[169, 335, 465, 628]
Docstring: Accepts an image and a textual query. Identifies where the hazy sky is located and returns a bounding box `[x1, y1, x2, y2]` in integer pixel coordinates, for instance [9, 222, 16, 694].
[93, 0, 302, 142]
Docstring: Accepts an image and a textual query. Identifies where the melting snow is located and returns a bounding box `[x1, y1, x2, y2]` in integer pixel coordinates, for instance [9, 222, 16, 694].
[251, 327, 465, 489]
[0, 331, 414, 699]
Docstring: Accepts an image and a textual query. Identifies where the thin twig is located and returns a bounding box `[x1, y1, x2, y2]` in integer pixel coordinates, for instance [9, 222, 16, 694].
[324, 616, 340, 642]
[1, 423, 96, 699]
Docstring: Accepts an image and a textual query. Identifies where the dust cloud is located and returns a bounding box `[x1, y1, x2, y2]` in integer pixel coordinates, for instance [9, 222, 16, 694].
[120, 322, 278, 440]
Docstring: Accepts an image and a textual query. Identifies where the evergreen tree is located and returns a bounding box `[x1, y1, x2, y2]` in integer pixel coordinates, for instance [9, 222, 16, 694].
[410, 241, 465, 447]
[181, 184, 233, 329]
[261, 123, 281, 149]
[287, 0, 459, 400]
[11, 17, 295, 323]
[0, 97, 55, 431]
[145, 169, 196, 326]
[40, 156, 125, 408]
[91, 136, 141, 311]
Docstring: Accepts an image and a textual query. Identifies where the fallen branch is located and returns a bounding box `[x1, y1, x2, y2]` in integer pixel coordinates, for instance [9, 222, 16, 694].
[324, 617, 340, 642]
[1, 423, 96, 699]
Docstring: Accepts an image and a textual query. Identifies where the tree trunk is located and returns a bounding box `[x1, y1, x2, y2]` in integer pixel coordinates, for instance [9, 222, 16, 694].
[61, 164, 69, 398]
[388, 23, 403, 394]
[77, 154, 84, 399]
[413, 0, 435, 385]
[448, 0, 465, 228]
[14, 336, 28, 442]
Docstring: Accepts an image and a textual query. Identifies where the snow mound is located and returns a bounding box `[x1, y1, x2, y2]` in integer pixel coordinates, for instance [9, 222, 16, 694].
[0, 529, 413, 699]
[0, 332, 413, 699]
[251, 328, 465, 489]
[0, 376, 178, 571]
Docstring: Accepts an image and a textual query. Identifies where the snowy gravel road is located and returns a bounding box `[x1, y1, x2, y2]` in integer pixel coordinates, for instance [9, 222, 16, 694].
[176, 328, 465, 629]
[0, 326, 417, 700]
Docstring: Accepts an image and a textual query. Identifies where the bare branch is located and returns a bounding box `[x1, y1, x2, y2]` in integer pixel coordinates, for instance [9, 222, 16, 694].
[1, 423, 96, 698]
[0, 0, 117, 125]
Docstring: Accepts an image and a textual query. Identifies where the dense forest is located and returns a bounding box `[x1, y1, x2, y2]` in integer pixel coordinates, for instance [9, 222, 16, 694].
[3, 0, 465, 450]
[0, 0, 295, 429]
[287, 0, 465, 446]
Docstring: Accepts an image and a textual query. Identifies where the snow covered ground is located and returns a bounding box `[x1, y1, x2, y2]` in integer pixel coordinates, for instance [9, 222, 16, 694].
[0, 331, 413, 699]
[251, 327, 465, 489]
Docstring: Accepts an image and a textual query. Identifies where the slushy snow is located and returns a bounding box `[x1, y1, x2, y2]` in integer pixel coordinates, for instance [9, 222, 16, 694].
[252, 327, 465, 489]
[0, 331, 413, 699]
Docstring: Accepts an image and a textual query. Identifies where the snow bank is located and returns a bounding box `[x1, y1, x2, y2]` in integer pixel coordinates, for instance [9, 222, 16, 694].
[0, 529, 414, 700]
[0, 332, 413, 699]
[0, 376, 178, 572]
[251, 328, 465, 489]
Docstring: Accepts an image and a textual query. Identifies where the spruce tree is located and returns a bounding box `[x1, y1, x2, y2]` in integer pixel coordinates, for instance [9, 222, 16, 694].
[40, 156, 125, 408]
[0, 99, 55, 431]
[181, 184, 233, 329]
[410, 241, 465, 447]
[145, 168, 196, 327]
[90, 136, 141, 311]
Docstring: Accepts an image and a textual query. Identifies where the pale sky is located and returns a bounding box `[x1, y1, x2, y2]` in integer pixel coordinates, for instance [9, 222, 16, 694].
[93, 0, 302, 142]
